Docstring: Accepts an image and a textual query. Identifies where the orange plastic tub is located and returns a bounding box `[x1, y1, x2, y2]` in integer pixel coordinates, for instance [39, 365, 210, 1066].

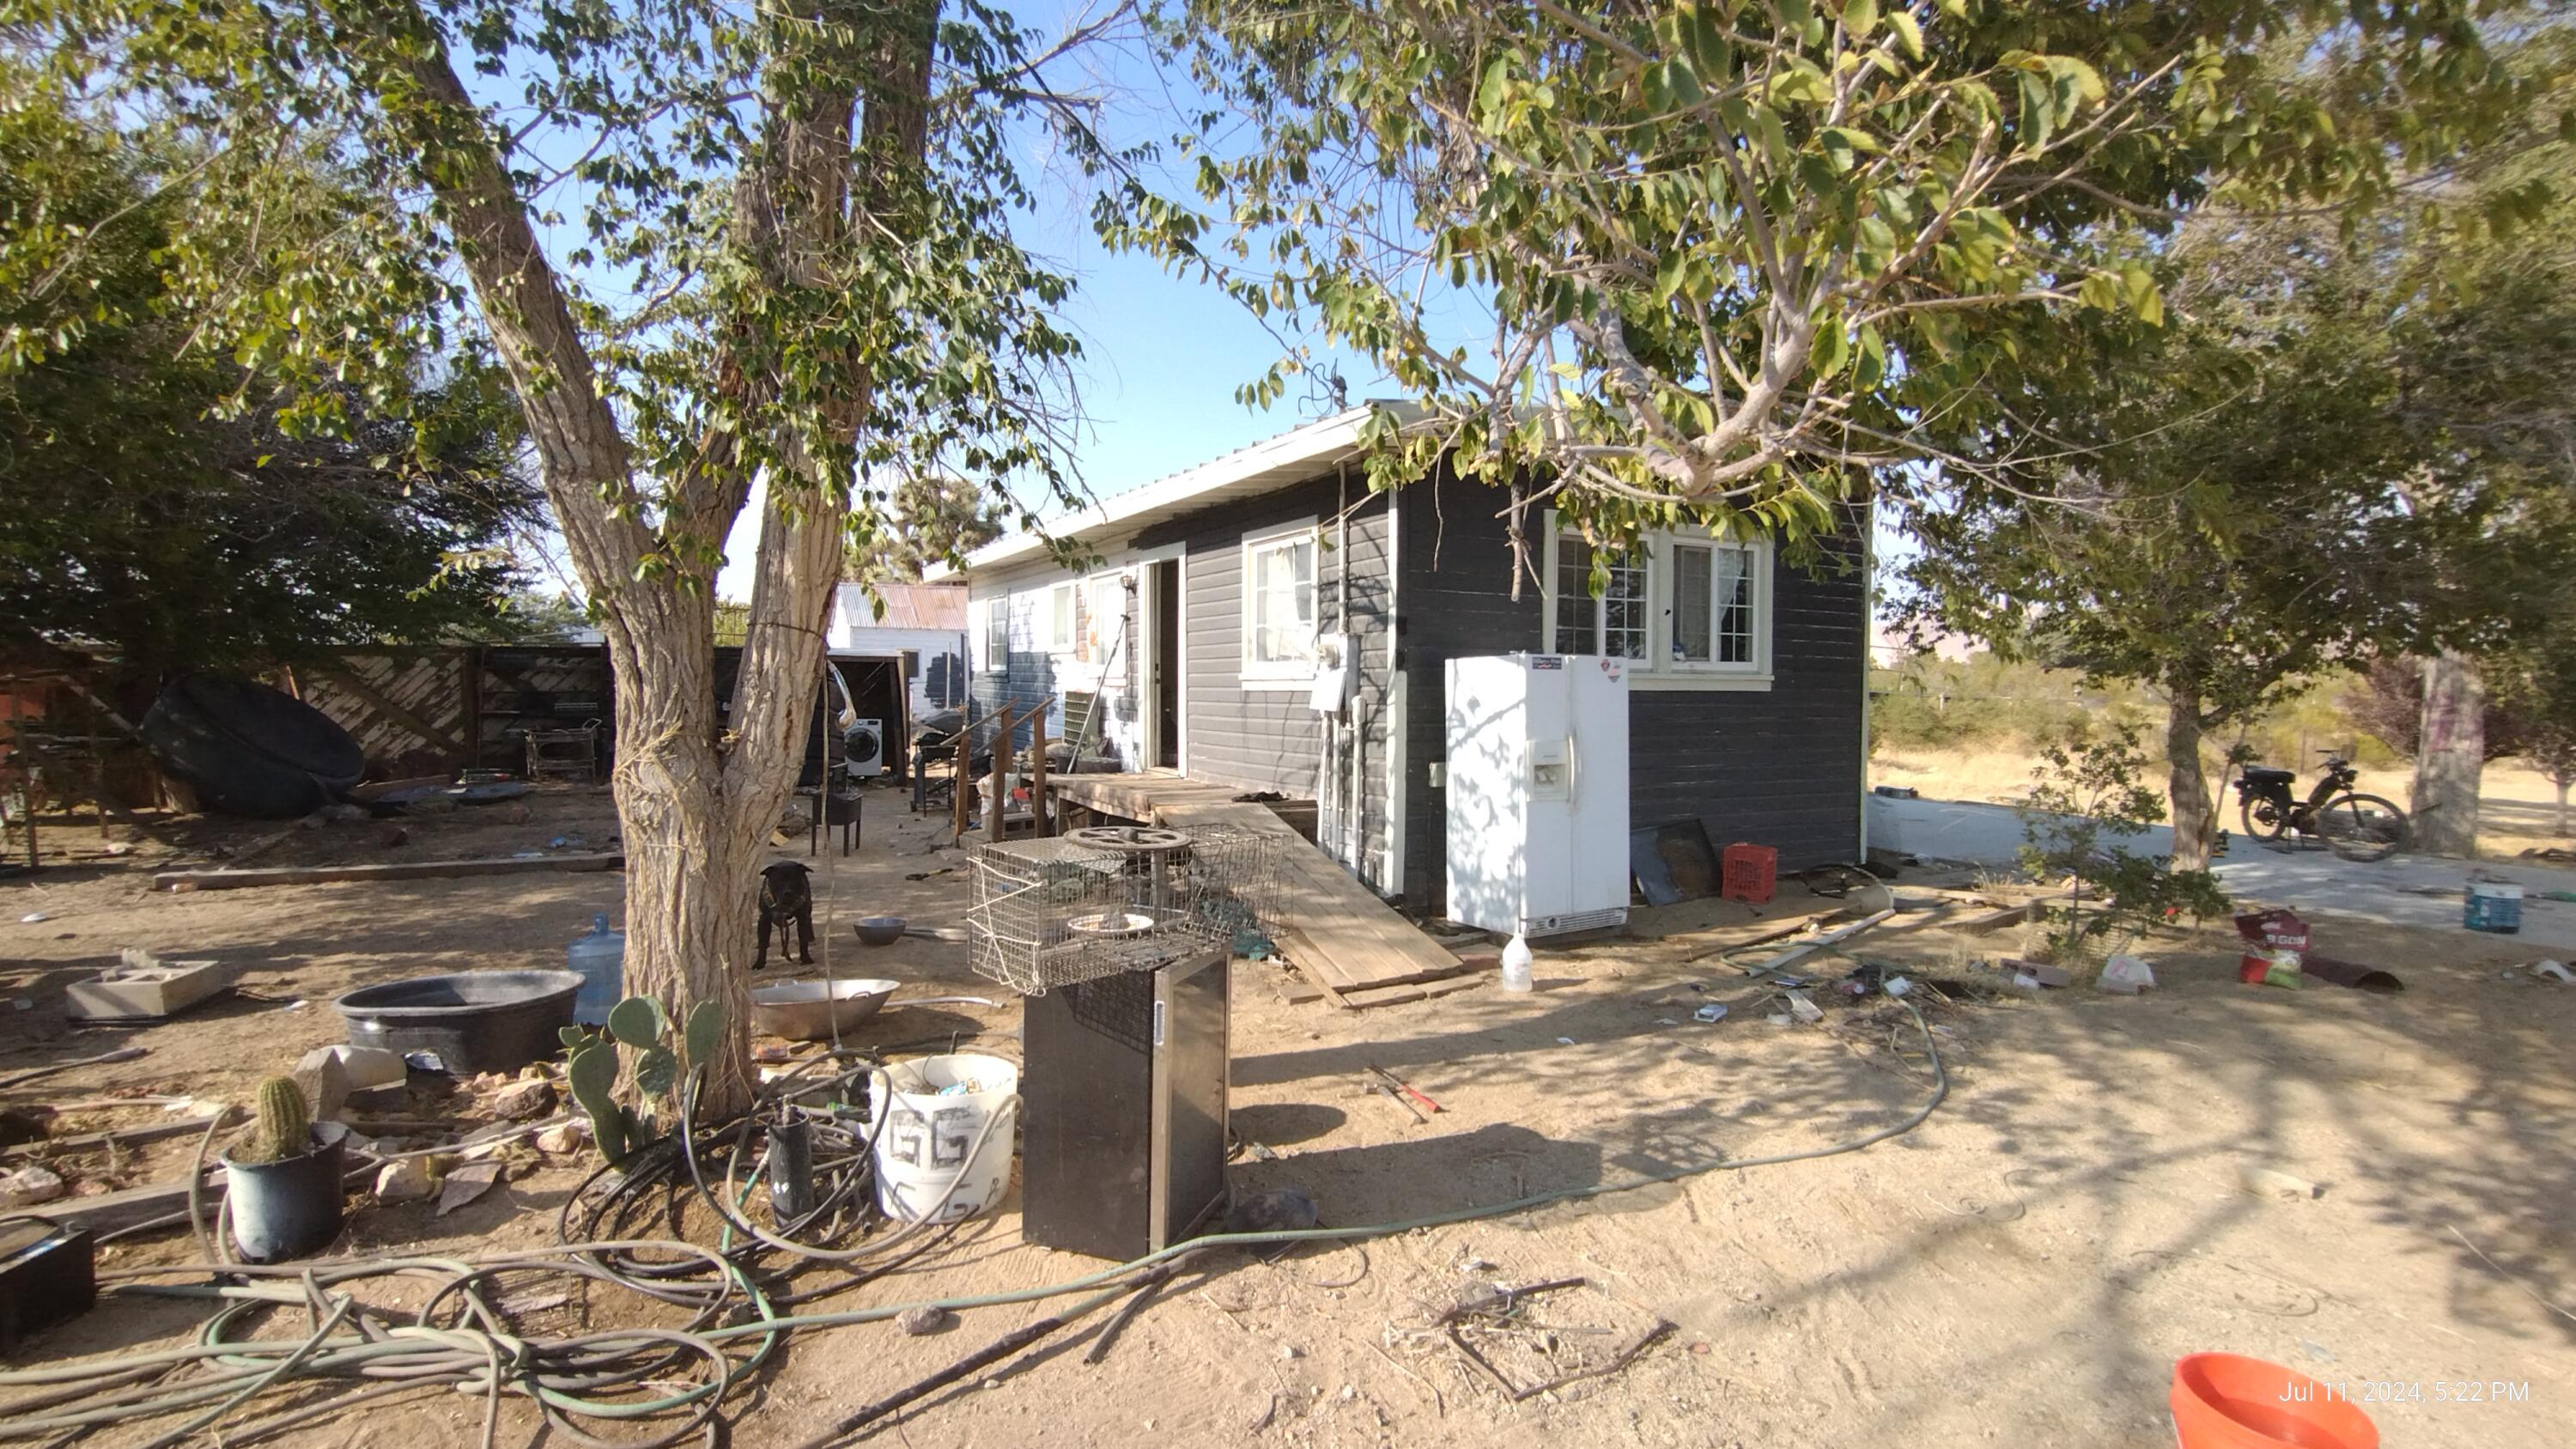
[2171, 1353, 2378, 1449]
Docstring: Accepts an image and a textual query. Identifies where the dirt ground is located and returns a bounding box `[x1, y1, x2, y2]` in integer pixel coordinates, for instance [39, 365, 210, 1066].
[1874, 746, 2575, 860]
[4, 788, 2573, 1446]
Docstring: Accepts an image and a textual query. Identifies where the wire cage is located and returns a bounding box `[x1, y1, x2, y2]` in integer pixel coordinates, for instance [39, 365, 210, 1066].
[967, 824, 1282, 995]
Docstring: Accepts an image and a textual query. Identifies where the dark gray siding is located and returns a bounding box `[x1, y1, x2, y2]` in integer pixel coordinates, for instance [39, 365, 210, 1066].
[1395, 471, 1868, 913]
[1134, 472, 1401, 892]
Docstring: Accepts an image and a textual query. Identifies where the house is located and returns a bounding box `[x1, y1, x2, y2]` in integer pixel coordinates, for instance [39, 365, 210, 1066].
[825, 581, 972, 724]
[941, 406, 1871, 915]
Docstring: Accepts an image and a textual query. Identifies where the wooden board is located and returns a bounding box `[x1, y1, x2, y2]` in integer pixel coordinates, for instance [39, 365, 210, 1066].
[1048, 770, 1464, 995]
[155, 851, 623, 892]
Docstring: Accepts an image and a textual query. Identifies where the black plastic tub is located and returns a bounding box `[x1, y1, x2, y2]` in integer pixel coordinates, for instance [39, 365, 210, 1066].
[333, 971, 583, 1074]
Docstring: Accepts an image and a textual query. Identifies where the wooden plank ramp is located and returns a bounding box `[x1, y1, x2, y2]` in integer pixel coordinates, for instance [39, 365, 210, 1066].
[1048, 770, 1466, 996]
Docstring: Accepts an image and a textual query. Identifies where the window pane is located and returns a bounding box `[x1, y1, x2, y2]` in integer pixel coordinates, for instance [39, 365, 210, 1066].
[1553, 538, 1594, 654]
[1716, 548, 1753, 664]
[1249, 539, 1314, 666]
[1673, 545, 1712, 661]
[1601, 551, 1646, 659]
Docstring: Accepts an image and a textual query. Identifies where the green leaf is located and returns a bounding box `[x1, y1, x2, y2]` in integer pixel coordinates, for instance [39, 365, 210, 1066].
[1749, 103, 1792, 167]
[607, 995, 664, 1050]
[683, 1001, 724, 1068]
[1841, 0, 1879, 40]
[556, 1025, 590, 1048]
[1767, 61, 1833, 107]
[1887, 9, 1923, 59]
[1808, 317, 1851, 377]
[1646, 57, 1704, 112]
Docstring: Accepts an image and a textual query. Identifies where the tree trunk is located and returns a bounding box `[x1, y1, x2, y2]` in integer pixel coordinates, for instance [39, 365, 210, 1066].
[2165, 692, 2217, 871]
[2555, 775, 2570, 838]
[2411, 650, 2485, 856]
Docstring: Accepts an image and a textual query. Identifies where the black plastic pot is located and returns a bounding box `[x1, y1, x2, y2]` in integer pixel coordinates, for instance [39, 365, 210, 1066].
[333, 971, 583, 1074]
[222, 1123, 349, 1263]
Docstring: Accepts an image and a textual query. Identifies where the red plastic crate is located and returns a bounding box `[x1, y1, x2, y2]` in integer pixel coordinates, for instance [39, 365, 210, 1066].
[1721, 843, 1777, 904]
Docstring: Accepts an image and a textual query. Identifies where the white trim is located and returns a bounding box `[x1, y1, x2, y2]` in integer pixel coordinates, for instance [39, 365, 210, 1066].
[1238, 517, 1321, 686]
[1383, 488, 1406, 898]
[1540, 511, 1776, 692]
[940, 405, 1422, 577]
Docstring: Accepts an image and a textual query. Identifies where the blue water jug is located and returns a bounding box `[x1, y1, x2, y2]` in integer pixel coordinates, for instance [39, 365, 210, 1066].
[568, 913, 625, 1025]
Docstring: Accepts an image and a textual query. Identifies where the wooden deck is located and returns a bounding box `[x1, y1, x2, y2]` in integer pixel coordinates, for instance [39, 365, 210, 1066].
[1047, 770, 1467, 997]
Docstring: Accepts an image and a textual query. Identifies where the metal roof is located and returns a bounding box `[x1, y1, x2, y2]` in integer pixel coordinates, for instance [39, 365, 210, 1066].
[839, 581, 968, 631]
[936, 403, 1416, 580]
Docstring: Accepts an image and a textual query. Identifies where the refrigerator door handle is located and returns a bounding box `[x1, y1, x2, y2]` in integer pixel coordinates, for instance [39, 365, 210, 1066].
[1564, 728, 1578, 807]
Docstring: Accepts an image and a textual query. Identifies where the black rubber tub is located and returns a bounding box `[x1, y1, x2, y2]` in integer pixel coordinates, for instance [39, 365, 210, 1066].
[333, 971, 583, 1074]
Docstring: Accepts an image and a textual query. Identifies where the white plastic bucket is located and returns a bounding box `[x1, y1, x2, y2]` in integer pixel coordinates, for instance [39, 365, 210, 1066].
[873, 1052, 1019, 1224]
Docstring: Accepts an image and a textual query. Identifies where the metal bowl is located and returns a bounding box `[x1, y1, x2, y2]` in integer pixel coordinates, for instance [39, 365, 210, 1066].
[750, 978, 900, 1042]
[853, 916, 906, 947]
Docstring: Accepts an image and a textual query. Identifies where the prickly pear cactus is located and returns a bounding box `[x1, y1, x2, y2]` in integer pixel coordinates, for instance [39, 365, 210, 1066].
[561, 995, 723, 1165]
[240, 1075, 312, 1164]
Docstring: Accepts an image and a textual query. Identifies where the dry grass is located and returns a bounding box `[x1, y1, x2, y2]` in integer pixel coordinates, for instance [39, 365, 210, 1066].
[1872, 746, 2572, 860]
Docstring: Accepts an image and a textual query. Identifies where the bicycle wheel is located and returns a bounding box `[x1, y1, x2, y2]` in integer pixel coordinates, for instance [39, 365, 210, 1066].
[2239, 792, 2292, 843]
[2316, 793, 2408, 862]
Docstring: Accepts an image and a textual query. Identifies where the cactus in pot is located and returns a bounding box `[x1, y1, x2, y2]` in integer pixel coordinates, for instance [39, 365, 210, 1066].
[236, 1076, 313, 1164]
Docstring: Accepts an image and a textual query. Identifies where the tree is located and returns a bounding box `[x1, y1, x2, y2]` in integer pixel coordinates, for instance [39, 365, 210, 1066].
[1901, 21, 2574, 868]
[0, 89, 539, 673]
[1899, 207, 2536, 868]
[14, 0, 1100, 1110]
[846, 472, 1009, 589]
[2341, 656, 2525, 761]
[1119, 0, 2522, 569]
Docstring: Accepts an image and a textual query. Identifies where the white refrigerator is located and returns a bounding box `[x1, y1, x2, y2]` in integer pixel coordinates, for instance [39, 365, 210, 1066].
[1444, 654, 1631, 937]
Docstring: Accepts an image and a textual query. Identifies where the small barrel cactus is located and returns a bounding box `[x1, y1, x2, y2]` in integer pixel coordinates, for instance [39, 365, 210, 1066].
[239, 1075, 313, 1164]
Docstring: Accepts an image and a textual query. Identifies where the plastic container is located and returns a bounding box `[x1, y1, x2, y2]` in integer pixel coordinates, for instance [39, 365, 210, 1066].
[2464, 882, 2524, 934]
[222, 1123, 349, 1263]
[1721, 843, 1778, 904]
[2171, 1352, 2377, 1449]
[1499, 933, 1534, 992]
[333, 971, 583, 1074]
[874, 1053, 1019, 1224]
[567, 915, 625, 1026]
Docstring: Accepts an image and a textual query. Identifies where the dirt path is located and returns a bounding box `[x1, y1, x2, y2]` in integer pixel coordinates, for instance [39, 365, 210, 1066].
[4, 791, 2571, 1446]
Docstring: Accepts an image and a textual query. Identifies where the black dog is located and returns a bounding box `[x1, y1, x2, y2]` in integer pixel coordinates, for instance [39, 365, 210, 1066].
[756, 861, 814, 967]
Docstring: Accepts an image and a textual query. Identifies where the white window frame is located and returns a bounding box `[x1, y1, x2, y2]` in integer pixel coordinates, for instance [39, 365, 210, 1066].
[1083, 572, 1127, 666]
[1540, 514, 1774, 691]
[1043, 581, 1077, 654]
[981, 595, 1008, 667]
[1239, 518, 1321, 689]
[1656, 534, 1768, 678]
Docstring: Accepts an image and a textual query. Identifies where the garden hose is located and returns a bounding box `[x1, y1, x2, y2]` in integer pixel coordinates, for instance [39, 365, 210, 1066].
[2, 1001, 1947, 1446]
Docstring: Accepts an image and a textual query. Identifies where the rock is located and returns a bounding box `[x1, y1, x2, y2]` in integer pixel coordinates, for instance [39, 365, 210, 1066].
[1278, 1343, 1303, 1361]
[301, 1044, 404, 1092]
[0, 1165, 66, 1207]
[490, 1080, 556, 1121]
[896, 1306, 952, 1336]
[1224, 1185, 1318, 1235]
[293, 1048, 354, 1123]
[536, 1121, 589, 1154]
[374, 1159, 434, 1201]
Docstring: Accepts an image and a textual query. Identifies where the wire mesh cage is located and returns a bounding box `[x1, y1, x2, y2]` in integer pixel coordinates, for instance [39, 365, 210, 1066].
[967, 824, 1283, 995]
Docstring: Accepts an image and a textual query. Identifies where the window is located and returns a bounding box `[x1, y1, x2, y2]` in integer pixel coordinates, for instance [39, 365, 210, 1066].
[1241, 523, 1318, 682]
[1552, 536, 1648, 660]
[982, 597, 1008, 666]
[1668, 541, 1755, 667]
[1044, 582, 1076, 653]
[1083, 575, 1126, 662]
[1541, 517, 1771, 689]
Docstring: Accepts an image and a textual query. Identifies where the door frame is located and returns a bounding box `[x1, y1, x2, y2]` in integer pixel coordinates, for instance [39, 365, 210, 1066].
[1132, 544, 1186, 773]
